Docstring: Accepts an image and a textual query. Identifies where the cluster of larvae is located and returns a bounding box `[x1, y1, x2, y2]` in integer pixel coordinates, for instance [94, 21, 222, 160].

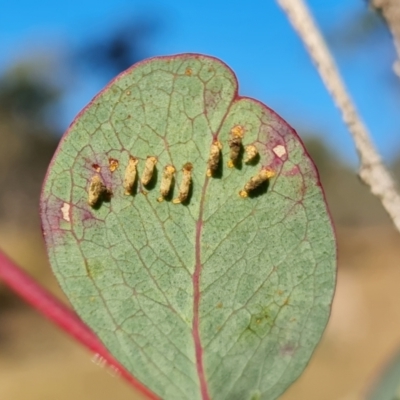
[206, 125, 275, 198]
[88, 125, 275, 207]
[88, 157, 192, 207]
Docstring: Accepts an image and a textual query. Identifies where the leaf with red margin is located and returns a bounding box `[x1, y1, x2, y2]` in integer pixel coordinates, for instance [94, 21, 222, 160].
[40, 54, 336, 400]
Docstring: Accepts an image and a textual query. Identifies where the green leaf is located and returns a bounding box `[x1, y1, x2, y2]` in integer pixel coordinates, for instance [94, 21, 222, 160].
[40, 54, 336, 400]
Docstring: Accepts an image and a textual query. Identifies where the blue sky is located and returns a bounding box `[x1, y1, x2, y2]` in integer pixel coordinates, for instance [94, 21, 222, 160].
[2, 0, 399, 165]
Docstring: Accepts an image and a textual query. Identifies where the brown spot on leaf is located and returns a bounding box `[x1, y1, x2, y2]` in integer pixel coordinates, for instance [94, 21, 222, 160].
[92, 163, 101, 172]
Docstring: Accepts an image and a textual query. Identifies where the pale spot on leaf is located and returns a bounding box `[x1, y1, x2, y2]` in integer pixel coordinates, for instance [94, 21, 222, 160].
[273, 144, 286, 158]
[61, 202, 70, 222]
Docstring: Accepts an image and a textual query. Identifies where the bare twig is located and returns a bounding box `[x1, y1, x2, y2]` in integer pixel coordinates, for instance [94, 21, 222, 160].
[0, 249, 158, 400]
[370, 0, 400, 77]
[276, 0, 400, 233]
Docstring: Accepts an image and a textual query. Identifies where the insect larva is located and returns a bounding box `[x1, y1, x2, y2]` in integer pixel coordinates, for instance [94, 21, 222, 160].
[157, 164, 176, 202]
[207, 140, 222, 177]
[244, 144, 258, 164]
[239, 168, 275, 198]
[141, 156, 157, 186]
[109, 158, 119, 172]
[173, 163, 193, 204]
[88, 174, 107, 207]
[123, 156, 139, 195]
[228, 125, 244, 168]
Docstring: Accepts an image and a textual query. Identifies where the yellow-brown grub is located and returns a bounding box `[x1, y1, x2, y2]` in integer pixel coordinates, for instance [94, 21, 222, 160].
[108, 158, 119, 172]
[239, 168, 275, 198]
[88, 174, 107, 207]
[228, 125, 245, 167]
[228, 136, 242, 168]
[244, 144, 258, 163]
[185, 68, 192, 76]
[123, 156, 138, 195]
[173, 163, 193, 204]
[207, 140, 222, 177]
[141, 156, 157, 186]
[231, 125, 244, 138]
[157, 164, 176, 202]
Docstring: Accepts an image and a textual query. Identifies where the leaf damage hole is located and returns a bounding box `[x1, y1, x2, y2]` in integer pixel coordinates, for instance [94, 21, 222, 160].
[61, 202, 71, 222]
[273, 144, 287, 159]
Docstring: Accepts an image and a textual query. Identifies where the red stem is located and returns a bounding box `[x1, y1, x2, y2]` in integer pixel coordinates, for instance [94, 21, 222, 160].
[0, 249, 158, 400]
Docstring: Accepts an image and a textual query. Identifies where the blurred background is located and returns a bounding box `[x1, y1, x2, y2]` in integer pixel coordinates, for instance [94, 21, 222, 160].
[1, 0, 400, 399]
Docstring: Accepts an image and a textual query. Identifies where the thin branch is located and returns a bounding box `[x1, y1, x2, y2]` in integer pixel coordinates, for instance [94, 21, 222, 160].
[0, 249, 158, 400]
[370, 0, 400, 77]
[276, 0, 400, 233]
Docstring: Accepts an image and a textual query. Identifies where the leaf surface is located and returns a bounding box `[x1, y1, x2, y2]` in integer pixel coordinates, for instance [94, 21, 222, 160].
[40, 54, 336, 400]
